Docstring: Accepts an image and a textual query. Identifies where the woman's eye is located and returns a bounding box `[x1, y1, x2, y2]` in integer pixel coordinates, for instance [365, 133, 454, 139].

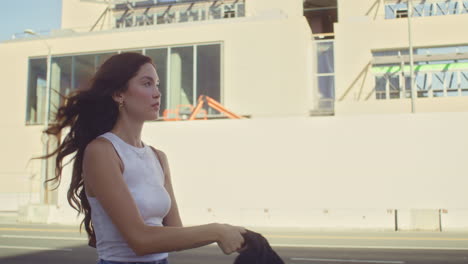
[144, 82, 151, 87]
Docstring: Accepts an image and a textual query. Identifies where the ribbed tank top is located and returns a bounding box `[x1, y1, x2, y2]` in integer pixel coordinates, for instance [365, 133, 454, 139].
[86, 132, 171, 262]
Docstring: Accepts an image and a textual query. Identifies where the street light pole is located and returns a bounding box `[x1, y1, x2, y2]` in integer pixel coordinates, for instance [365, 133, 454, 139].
[407, 0, 416, 113]
[24, 29, 52, 205]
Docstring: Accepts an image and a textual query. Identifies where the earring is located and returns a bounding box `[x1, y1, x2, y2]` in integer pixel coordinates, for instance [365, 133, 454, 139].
[118, 100, 124, 109]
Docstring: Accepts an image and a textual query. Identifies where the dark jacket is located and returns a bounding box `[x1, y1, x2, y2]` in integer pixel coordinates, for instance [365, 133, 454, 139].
[233, 230, 284, 264]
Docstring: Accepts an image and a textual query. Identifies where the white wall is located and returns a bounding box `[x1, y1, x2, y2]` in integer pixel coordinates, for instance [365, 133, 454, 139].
[137, 112, 468, 229]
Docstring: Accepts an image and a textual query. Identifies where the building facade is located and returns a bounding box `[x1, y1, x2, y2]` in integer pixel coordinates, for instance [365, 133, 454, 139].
[0, 0, 467, 231]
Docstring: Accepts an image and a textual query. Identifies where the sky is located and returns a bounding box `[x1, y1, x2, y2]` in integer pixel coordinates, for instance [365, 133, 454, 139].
[0, 0, 62, 42]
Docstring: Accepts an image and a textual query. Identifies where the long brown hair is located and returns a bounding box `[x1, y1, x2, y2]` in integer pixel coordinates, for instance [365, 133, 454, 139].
[39, 52, 154, 247]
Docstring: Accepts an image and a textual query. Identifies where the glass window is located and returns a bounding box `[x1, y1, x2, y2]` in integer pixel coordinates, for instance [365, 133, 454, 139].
[136, 13, 154, 26]
[448, 1, 458, 14]
[96, 52, 118, 70]
[432, 72, 445, 97]
[50, 56, 72, 121]
[404, 76, 412, 98]
[446, 72, 459, 96]
[415, 72, 429, 98]
[317, 41, 334, 74]
[386, 0, 468, 18]
[146, 48, 168, 114]
[26, 58, 47, 124]
[157, 11, 176, 24]
[317, 76, 335, 110]
[435, 2, 449, 16]
[73, 54, 95, 91]
[209, 5, 223, 19]
[169, 46, 194, 109]
[318, 76, 335, 99]
[461, 71, 468, 89]
[237, 3, 245, 17]
[375, 76, 387, 100]
[389, 74, 400, 99]
[462, 1, 468, 14]
[423, 3, 435, 16]
[413, 3, 425, 17]
[197, 44, 221, 115]
[122, 50, 142, 54]
[179, 9, 200, 22]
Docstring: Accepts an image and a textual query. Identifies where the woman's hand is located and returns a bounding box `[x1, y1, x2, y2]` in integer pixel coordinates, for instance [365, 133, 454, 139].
[212, 223, 247, 255]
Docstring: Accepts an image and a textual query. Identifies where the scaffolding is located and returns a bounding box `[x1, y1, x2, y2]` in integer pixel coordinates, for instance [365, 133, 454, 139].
[83, 0, 246, 31]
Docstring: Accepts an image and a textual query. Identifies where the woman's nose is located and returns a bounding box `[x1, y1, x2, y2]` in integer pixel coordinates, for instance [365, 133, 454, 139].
[153, 87, 161, 98]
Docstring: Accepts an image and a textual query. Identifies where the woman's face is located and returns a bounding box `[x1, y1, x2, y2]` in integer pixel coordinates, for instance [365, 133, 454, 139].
[118, 62, 161, 121]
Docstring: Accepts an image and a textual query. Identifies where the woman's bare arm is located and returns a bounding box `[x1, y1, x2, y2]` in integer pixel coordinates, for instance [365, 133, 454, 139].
[83, 138, 244, 256]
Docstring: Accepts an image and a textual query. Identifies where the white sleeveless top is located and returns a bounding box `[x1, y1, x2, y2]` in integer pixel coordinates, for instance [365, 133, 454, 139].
[86, 132, 171, 262]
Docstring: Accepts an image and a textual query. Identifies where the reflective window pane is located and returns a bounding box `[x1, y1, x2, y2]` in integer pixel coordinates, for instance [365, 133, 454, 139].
[317, 41, 334, 74]
[96, 52, 118, 70]
[73, 54, 95, 91]
[169, 46, 194, 109]
[461, 71, 468, 89]
[209, 5, 223, 19]
[389, 74, 400, 99]
[318, 76, 335, 99]
[26, 58, 47, 124]
[375, 76, 387, 100]
[197, 44, 221, 115]
[146, 48, 168, 114]
[50, 56, 72, 121]
[317, 76, 335, 110]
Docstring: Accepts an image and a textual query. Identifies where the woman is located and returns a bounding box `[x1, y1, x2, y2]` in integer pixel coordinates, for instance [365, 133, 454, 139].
[42, 52, 246, 264]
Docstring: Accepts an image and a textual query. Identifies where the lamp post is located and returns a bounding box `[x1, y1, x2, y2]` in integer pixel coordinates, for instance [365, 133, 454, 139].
[407, 0, 416, 113]
[24, 29, 52, 205]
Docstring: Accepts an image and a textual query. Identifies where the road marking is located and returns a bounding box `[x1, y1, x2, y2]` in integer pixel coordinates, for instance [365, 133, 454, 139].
[266, 234, 468, 241]
[1, 234, 87, 241]
[271, 243, 468, 251]
[291, 257, 404, 263]
[0, 245, 72, 251]
[1, 227, 467, 242]
[0, 227, 78, 233]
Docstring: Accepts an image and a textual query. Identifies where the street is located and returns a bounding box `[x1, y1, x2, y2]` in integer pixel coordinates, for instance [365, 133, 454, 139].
[0, 223, 467, 264]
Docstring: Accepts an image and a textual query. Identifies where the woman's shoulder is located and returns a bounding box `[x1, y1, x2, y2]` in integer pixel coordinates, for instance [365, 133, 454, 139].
[85, 136, 115, 157]
[148, 145, 167, 159]
[84, 137, 124, 172]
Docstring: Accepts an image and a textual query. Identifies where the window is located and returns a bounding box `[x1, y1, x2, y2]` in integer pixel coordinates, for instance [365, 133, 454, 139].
[26, 58, 47, 124]
[197, 44, 221, 115]
[385, 0, 468, 19]
[27, 52, 117, 124]
[372, 46, 468, 100]
[113, 0, 245, 28]
[316, 40, 335, 113]
[26, 44, 222, 124]
[149, 44, 222, 118]
[50, 56, 72, 121]
[146, 48, 169, 114]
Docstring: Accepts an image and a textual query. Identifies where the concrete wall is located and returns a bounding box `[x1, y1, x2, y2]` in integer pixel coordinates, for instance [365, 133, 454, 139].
[137, 112, 468, 229]
[334, 0, 468, 115]
[16, 112, 468, 230]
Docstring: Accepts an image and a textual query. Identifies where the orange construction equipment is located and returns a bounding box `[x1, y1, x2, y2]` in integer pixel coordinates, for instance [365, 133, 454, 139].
[162, 95, 242, 121]
[189, 95, 243, 120]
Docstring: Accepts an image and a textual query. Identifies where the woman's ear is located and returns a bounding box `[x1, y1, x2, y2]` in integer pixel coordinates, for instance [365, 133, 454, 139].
[112, 92, 124, 104]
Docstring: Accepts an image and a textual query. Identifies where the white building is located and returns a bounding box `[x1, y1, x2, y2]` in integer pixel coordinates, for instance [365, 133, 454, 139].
[0, 0, 467, 231]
